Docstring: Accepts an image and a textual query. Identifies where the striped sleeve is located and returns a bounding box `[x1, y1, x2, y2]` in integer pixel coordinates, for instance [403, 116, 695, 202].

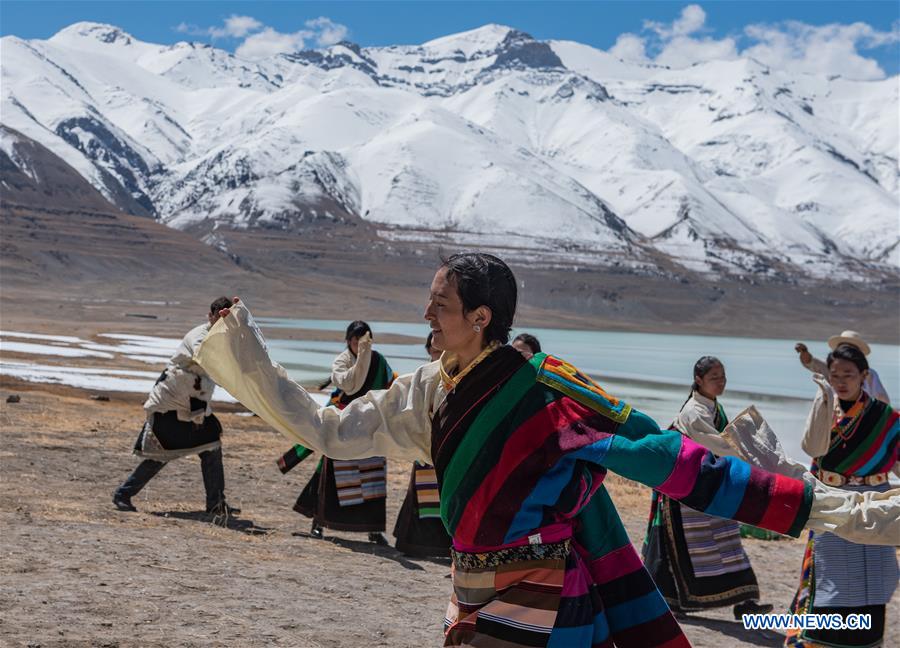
[589, 409, 814, 537]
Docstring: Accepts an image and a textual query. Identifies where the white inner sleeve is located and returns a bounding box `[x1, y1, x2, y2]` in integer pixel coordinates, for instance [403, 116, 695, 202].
[195, 302, 437, 463]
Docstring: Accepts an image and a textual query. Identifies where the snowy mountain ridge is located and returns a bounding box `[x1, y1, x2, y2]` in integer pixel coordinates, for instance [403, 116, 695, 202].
[2, 21, 898, 281]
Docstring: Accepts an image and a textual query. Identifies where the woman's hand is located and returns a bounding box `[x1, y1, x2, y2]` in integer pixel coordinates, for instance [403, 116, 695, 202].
[218, 296, 241, 319]
[794, 342, 812, 365]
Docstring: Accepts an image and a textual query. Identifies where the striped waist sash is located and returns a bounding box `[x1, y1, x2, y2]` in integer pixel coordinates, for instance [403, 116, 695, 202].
[450, 539, 571, 569]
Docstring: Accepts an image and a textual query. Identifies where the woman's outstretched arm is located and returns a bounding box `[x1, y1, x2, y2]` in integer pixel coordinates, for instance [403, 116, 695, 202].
[589, 406, 899, 545]
[195, 301, 437, 463]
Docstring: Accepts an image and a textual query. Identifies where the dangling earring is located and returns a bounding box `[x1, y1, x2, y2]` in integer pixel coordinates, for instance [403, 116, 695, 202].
[473, 324, 481, 332]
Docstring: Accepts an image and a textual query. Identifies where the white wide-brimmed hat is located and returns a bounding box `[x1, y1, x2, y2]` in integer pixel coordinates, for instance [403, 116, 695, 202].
[827, 330, 871, 356]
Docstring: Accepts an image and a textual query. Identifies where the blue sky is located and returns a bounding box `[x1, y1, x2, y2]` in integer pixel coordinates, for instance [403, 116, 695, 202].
[3, 1, 898, 77]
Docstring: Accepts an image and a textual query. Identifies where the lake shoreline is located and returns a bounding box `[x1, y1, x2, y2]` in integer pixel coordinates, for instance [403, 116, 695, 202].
[3, 275, 900, 345]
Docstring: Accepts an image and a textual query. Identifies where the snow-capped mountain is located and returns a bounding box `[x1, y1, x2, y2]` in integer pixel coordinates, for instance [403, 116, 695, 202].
[2, 22, 897, 280]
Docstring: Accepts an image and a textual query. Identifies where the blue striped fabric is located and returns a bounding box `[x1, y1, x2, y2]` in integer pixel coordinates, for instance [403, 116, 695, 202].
[604, 590, 671, 629]
[704, 458, 751, 519]
[812, 482, 899, 607]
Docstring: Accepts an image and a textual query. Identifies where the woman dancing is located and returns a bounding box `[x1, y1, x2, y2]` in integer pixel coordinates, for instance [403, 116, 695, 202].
[198, 253, 898, 648]
[291, 321, 393, 544]
[786, 344, 898, 647]
[643, 356, 773, 619]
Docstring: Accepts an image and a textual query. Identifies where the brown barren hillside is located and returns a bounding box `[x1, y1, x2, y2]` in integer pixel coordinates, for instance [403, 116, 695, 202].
[1, 127, 898, 342]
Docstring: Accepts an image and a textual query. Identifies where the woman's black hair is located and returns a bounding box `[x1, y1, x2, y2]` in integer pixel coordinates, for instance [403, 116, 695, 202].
[693, 355, 723, 386]
[512, 333, 541, 354]
[827, 344, 869, 373]
[210, 296, 233, 314]
[345, 320, 372, 342]
[681, 355, 724, 406]
[425, 331, 434, 351]
[440, 253, 517, 345]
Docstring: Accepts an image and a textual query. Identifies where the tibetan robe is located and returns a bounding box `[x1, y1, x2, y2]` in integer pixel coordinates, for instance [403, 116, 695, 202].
[432, 347, 810, 647]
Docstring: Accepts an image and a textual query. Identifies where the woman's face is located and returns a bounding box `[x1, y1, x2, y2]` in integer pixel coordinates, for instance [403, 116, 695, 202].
[423, 267, 485, 354]
[696, 363, 726, 398]
[828, 358, 866, 401]
[348, 336, 360, 355]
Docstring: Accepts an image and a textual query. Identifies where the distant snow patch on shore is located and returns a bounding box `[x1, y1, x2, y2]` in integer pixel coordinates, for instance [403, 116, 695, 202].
[0, 328, 333, 408]
[0, 360, 240, 402]
[1, 331, 86, 343]
[1, 340, 115, 359]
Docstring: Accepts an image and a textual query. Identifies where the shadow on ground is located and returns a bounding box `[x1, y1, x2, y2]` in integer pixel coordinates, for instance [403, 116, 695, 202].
[291, 531, 452, 571]
[151, 510, 272, 535]
[677, 614, 786, 647]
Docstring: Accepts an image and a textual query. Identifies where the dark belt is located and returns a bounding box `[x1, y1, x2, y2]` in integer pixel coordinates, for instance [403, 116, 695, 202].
[450, 539, 571, 569]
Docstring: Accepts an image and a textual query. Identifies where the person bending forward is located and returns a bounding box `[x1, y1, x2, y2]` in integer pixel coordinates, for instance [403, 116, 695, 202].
[113, 297, 236, 522]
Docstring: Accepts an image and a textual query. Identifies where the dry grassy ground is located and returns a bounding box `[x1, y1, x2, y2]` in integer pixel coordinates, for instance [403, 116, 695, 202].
[0, 383, 897, 648]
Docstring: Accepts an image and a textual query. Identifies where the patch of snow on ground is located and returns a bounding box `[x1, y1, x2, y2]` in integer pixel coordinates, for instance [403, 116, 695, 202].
[0, 329, 332, 408]
[0, 360, 238, 402]
[1, 340, 115, 359]
[1, 331, 86, 343]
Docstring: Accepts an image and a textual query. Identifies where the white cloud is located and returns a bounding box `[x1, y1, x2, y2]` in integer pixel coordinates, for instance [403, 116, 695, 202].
[173, 15, 351, 60]
[605, 4, 897, 79]
[622, 4, 737, 68]
[609, 33, 648, 63]
[656, 35, 738, 68]
[305, 16, 349, 46]
[646, 4, 707, 39]
[743, 21, 900, 80]
[209, 15, 263, 39]
[235, 27, 306, 59]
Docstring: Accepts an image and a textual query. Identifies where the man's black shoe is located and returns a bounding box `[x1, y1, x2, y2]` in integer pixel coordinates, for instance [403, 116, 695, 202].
[368, 532, 389, 546]
[205, 502, 230, 527]
[310, 522, 324, 539]
[733, 601, 774, 620]
[112, 494, 137, 512]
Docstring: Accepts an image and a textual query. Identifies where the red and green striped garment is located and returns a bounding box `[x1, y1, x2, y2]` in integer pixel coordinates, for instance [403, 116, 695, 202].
[818, 390, 898, 477]
[433, 347, 813, 648]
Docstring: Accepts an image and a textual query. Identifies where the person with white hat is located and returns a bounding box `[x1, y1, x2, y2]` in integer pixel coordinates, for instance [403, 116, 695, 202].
[786, 343, 898, 647]
[794, 331, 890, 404]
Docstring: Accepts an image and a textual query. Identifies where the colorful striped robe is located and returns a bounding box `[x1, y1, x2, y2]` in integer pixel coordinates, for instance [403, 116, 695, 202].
[433, 347, 812, 647]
